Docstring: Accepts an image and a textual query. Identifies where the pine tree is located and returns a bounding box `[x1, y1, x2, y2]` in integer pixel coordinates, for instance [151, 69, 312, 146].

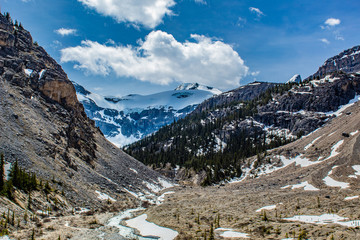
[31, 228, 35, 240]
[27, 192, 32, 210]
[209, 223, 214, 240]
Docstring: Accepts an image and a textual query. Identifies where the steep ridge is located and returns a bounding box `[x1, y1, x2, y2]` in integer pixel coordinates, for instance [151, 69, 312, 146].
[126, 49, 360, 185]
[0, 13, 171, 208]
[309, 44, 360, 79]
[74, 82, 221, 147]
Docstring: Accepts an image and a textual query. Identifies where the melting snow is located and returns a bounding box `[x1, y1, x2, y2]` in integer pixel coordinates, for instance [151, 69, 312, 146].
[328, 131, 336, 137]
[284, 214, 360, 227]
[126, 214, 178, 240]
[349, 165, 360, 178]
[24, 69, 33, 76]
[229, 154, 317, 184]
[256, 204, 278, 212]
[325, 95, 360, 117]
[304, 136, 322, 150]
[282, 181, 319, 191]
[157, 177, 175, 189]
[323, 168, 349, 189]
[215, 228, 250, 238]
[95, 190, 116, 202]
[350, 130, 359, 136]
[157, 191, 175, 204]
[279, 155, 319, 167]
[0, 236, 12, 240]
[324, 140, 344, 160]
[345, 196, 359, 201]
[107, 208, 148, 239]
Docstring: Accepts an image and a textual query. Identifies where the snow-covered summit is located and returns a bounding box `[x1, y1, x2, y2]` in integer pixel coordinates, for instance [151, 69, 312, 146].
[287, 74, 302, 84]
[73, 82, 220, 147]
[175, 83, 222, 95]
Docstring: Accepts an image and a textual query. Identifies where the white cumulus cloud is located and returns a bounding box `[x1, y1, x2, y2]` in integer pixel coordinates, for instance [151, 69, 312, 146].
[55, 28, 77, 36]
[320, 38, 330, 44]
[60, 31, 249, 89]
[325, 18, 341, 27]
[78, 0, 175, 28]
[249, 7, 264, 18]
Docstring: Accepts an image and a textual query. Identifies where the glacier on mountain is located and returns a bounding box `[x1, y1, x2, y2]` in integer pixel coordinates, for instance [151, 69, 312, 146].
[74, 82, 221, 147]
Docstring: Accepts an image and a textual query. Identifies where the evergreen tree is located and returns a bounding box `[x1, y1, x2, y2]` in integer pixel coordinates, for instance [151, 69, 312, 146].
[209, 223, 214, 240]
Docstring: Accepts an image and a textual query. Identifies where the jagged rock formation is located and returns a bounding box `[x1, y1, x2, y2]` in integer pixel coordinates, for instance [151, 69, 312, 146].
[193, 82, 276, 114]
[309, 45, 360, 79]
[0, 13, 171, 207]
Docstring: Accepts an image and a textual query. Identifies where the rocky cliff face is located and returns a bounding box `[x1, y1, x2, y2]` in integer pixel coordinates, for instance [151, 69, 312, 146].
[193, 82, 277, 114]
[309, 45, 360, 79]
[0, 13, 172, 207]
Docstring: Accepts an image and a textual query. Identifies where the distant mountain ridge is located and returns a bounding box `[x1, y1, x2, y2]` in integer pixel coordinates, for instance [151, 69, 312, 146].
[126, 44, 360, 185]
[74, 82, 221, 146]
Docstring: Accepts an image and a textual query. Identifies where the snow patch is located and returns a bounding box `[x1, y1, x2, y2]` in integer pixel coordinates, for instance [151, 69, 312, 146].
[0, 236, 12, 240]
[284, 214, 360, 227]
[350, 130, 359, 136]
[256, 204, 278, 212]
[24, 69, 33, 76]
[345, 196, 359, 201]
[324, 140, 344, 160]
[323, 174, 349, 189]
[107, 208, 147, 239]
[125, 214, 178, 240]
[304, 136, 322, 150]
[215, 228, 250, 238]
[282, 181, 319, 191]
[351, 165, 360, 177]
[95, 190, 116, 202]
[325, 95, 360, 117]
[279, 155, 319, 168]
[157, 191, 175, 204]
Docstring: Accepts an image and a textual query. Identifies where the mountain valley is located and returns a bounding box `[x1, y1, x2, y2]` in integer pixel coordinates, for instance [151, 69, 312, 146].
[1, 8, 360, 240]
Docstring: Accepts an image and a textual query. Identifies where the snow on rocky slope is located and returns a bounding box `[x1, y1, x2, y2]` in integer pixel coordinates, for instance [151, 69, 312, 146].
[74, 82, 221, 147]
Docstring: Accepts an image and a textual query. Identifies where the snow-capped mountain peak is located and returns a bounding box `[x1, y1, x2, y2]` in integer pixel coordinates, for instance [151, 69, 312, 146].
[287, 74, 302, 84]
[175, 83, 222, 95]
[74, 82, 221, 147]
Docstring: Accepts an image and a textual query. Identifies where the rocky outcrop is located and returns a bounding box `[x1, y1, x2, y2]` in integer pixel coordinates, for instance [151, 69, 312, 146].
[0, 12, 171, 207]
[309, 45, 360, 79]
[193, 82, 277, 114]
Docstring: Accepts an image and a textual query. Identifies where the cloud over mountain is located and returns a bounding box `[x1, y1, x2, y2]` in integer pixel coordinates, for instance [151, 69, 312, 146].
[60, 30, 248, 89]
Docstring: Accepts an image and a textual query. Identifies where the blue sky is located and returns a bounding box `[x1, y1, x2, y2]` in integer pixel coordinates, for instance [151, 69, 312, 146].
[1, 0, 360, 96]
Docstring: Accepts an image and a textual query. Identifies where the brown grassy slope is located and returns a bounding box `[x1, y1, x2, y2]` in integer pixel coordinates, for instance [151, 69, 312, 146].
[144, 101, 360, 239]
